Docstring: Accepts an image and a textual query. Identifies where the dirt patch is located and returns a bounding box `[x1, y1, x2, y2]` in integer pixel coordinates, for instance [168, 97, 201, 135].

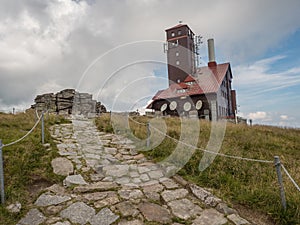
[28, 178, 53, 198]
[234, 204, 276, 225]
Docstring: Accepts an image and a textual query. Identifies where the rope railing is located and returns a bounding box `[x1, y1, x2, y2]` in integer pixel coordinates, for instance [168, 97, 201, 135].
[2, 111, 43, 147]
[281, 164, 300, 192]
[128, 116, 273, 164]
[0, 110, 46, 205]
[127, 115, 299, 210]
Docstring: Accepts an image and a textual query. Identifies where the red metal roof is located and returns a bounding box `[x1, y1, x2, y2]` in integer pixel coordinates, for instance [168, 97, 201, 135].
[184, 75, 196, 82]
[152, 63, 230, 100]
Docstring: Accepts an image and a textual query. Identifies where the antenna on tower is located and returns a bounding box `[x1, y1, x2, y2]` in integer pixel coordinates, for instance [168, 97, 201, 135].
[179, 20, 183, 24]
[194, 35, 203, 67]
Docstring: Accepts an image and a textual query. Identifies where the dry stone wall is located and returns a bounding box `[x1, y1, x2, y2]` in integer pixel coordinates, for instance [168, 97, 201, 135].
[32, 89, 106, 116]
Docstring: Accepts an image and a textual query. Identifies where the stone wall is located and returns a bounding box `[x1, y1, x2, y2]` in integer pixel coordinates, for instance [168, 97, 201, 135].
[32, 89, 106, 116]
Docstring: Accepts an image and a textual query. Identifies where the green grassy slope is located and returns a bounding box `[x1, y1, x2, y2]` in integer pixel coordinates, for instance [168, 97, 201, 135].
[0, 110, 67, 225]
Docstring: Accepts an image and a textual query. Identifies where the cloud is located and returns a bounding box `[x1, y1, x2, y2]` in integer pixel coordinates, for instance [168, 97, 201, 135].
[0, 0, 300, 119]
[234, 55, 300, 94]
[280, 115, 288, 120]
[248, 111, 267, 120]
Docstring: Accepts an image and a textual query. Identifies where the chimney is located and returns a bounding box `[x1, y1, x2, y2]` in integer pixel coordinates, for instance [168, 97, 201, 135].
[208, 38, 217, 67]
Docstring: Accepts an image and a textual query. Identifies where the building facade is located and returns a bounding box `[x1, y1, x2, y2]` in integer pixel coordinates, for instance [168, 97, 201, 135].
[147, 24, 237, 120]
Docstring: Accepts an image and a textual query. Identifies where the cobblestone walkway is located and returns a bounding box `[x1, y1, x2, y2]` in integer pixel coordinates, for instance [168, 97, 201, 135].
[17, 117, 252, 225]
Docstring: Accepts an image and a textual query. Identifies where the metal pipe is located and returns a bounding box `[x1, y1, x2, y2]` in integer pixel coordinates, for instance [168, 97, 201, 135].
[208, 38, 216, 63]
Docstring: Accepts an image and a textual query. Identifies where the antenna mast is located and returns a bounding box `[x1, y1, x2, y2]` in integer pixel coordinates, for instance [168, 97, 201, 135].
[194, 35, 203, 67]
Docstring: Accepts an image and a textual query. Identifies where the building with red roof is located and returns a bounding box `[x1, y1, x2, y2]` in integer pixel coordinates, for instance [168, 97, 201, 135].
[147, 24, 237, 120]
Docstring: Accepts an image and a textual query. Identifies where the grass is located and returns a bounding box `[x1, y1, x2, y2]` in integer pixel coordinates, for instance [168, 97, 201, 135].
[96, 113, 300, 225]
[0, 110, 69, 225]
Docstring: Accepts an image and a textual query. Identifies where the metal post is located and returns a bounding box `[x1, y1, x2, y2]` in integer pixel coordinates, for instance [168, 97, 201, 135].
[0, 140, 5, 204]
[41, 112, 45, 144]
[274, 156, 287, 210]
[146, 122, 150, 148]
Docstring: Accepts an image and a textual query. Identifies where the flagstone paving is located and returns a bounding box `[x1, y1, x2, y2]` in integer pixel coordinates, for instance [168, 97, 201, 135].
[17, 117, 252, 225]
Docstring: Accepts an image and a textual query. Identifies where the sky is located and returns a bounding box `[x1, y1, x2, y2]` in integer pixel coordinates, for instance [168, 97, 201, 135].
[0, 0, 300, 127]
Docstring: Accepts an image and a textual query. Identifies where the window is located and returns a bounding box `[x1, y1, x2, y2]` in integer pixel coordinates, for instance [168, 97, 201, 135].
[175, 52, 179, 57]
[178, 30, 182, 35]
[176, 60, 180, 65]
[177, 89, 186, 93]
[185, 81, 195, 85]
[171, 32, 175, 37]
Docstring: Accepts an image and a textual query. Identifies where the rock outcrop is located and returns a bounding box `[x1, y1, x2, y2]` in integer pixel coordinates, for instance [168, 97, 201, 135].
[32, 89, 106, 116]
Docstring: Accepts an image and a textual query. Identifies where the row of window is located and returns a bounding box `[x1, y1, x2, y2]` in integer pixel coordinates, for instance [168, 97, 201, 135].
[177, 89, 186, 93]
[219, 106, 228, 116]
[221, 90, 227, 99]
[170, 29, 193, 38]
[171, 30, 182, 37]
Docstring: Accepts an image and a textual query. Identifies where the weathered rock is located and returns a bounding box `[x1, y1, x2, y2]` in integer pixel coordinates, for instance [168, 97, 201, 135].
[52, 222, 71, 225]
[138, 202, 172, 224]
[74, 181, 119, 193]
[104, 165, 129, 178]
[35, 193, 71, 207]
[189, 183, 211, 201]
[216, 203, 237, 215]
[60, 202, 95, 225]
[17, 209, 46, 225]
[204, 196, 222, 207]
[161, 189, 189, 202]
[90, 208, 119, 225]
[63, 175, 88, 187]
[118, 189, 144, 200]
[142, 183, 164, 193]
[160, 178, 180, 189]
[118, 219, 144, 225]
[6, 201, 21, 213]
[168, 198, 202, 220]
[45, 205, 64, 215]
[148, 170, 164, 179]
[47, 184, 67, 195]
[115, 201, 139, 217]
[172, 175, 188, 187]
[45, 216, 61, 224]
[82, 191, 110, 201]
[192, 208, 227, 225]
[94, 192, 120, 208]
[227, 214, 251, 225]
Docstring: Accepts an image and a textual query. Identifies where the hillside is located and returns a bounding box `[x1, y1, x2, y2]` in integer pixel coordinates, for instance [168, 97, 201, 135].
[0, 111, 67, 225]
[96, 114, 300, 225]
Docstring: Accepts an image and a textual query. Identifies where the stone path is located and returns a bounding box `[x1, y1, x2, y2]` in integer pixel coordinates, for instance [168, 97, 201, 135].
[17, 117, 252, 225]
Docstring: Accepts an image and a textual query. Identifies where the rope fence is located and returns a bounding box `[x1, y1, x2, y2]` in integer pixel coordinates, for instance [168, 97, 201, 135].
[127, 115, 300, 209]
[2, 112, 43, 147]
[282, 164, 300, 192]
[0, 110, 46, 204]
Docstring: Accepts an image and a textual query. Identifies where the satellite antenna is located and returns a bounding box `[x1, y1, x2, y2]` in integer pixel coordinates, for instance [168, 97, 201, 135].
[195, 100, 203, 110]
[183, 102, 191, 111]
[160, 103, 167, 112]
[179, 20, 183, 24]
[169, 101, 177, 110]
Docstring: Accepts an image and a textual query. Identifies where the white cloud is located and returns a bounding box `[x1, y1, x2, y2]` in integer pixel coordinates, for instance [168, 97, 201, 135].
[234, 55, 300, 93]
[248, 111, 267, 120]
[280, 115, 288, 120]
[0, 0, 300, 124]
